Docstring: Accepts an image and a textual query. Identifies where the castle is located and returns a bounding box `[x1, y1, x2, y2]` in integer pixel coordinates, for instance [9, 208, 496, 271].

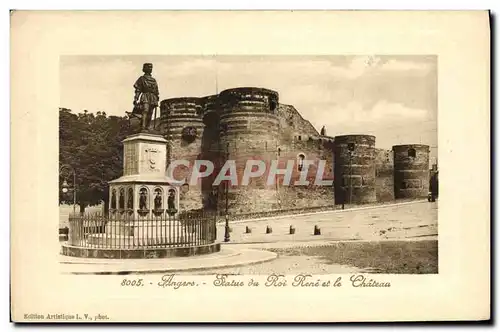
[156, 87, 431, 216]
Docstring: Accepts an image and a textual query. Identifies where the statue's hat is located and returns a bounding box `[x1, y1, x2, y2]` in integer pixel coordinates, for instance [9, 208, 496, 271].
[142, 63, 153, 70]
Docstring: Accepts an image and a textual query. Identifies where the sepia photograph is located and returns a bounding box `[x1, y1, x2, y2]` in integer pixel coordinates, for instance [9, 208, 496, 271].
[10, 10, 489, 323]
[58, 55, 438, 276]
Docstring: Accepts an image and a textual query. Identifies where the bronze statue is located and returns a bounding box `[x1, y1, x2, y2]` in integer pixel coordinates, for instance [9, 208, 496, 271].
[154, 191, 162, 210]
[168, 190, 176, 210]
[131, 63, 159, 131]
[119, 189, 125, 209]
[127, 188, 134, 209]
[111, 190, 117, 209]
[139, 189, 148, 210]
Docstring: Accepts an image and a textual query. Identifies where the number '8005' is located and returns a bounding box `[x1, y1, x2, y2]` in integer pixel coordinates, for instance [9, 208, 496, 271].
[121, 278, 143, 286]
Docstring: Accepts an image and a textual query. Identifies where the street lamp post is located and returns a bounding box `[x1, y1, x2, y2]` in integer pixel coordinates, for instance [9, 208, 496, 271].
[224, 142, 230, 242]
[349, 151, 353, 204]
[60, 164, 77, 215]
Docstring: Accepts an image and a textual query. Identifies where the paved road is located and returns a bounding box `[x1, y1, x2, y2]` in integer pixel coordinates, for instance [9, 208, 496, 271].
[217, 200, 438, 244]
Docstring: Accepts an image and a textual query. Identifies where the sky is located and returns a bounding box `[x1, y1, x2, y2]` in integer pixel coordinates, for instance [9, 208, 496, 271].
[60, 55, 438, 162]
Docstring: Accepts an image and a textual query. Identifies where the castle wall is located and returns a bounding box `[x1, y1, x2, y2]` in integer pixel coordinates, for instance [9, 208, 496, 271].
[154, 86, 430, 217]
[275, 137, 335, 209]
[393, 144, 430, 199]
[277, 104, 319, 142]
[272, 104, 335, 209]
[334, 135, 377, 204]
[375, 148, 395, 202]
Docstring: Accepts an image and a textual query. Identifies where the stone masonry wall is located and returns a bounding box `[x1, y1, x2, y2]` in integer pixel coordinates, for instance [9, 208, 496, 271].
[393, 144, 430, 199]
[217, 88, 280, 214]
[160, 98, 204, 211]
[334, 135, 377, 204]
[375, 148, 395, 202]
[276, 137, 335, 210]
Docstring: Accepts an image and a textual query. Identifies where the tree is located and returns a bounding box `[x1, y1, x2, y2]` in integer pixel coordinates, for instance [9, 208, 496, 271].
[59, 108, 131, 214]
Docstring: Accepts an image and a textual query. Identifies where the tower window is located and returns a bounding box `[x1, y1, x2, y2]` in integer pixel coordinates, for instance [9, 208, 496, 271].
[408, 148, 416, 158]
[298, 135, 302, 141]
[269, 99, 277, 112]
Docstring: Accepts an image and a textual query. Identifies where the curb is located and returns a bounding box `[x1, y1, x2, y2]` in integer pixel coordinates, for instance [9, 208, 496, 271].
[60, 249, 278, 275]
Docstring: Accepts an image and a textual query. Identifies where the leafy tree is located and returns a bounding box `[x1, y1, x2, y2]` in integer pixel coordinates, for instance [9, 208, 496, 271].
[59, 108, 131, 214]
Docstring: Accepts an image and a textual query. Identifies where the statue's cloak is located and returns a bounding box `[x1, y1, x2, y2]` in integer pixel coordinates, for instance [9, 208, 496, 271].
[133, 74, 159, 107]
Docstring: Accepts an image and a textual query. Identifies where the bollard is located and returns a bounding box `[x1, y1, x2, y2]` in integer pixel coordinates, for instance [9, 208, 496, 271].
[266, 226, 273, 234]
[314, 225, 321, 236]
[245, 226, 252, 234]
[289, 225, 296, 235]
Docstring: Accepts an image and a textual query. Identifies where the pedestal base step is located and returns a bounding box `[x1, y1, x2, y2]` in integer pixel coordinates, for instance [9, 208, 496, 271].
[86, 234, 202, 247]
[61, 242, 221, 259]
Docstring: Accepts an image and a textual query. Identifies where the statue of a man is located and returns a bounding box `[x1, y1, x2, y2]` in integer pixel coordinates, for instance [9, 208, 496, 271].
[133, 63, 159, 131]
[139, 190, 148, 210]
[154, 192, 162, 210]
[168, 190, 176, 210]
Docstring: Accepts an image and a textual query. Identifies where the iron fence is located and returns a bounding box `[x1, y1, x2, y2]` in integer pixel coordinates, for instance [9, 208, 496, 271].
[67, 212, 217, 249]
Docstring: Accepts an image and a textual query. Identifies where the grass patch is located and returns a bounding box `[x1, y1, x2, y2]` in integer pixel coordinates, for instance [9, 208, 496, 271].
[270, 240, 438, 274]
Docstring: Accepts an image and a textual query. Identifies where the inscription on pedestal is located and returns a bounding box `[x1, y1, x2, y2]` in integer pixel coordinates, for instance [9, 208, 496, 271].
[138, 143, 165, 174]
[145, 147, 160, 171]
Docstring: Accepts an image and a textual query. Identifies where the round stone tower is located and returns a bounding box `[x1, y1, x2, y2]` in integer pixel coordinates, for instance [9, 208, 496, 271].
[334, 135, 377, 204]
[218, 87, 280, 214]
[199, 94, 222, 208]
[200, 94, 221, 154]
[392, 144, 430, 199]
[159, 97, 204, 211]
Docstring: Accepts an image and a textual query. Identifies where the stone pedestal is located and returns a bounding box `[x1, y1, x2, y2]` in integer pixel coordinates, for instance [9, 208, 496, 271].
[107, 132, 180, 219]
[63, 129, 220, 257]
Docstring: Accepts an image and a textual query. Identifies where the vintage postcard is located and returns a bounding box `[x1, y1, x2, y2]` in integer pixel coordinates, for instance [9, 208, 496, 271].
[11, 11, 490, 322]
